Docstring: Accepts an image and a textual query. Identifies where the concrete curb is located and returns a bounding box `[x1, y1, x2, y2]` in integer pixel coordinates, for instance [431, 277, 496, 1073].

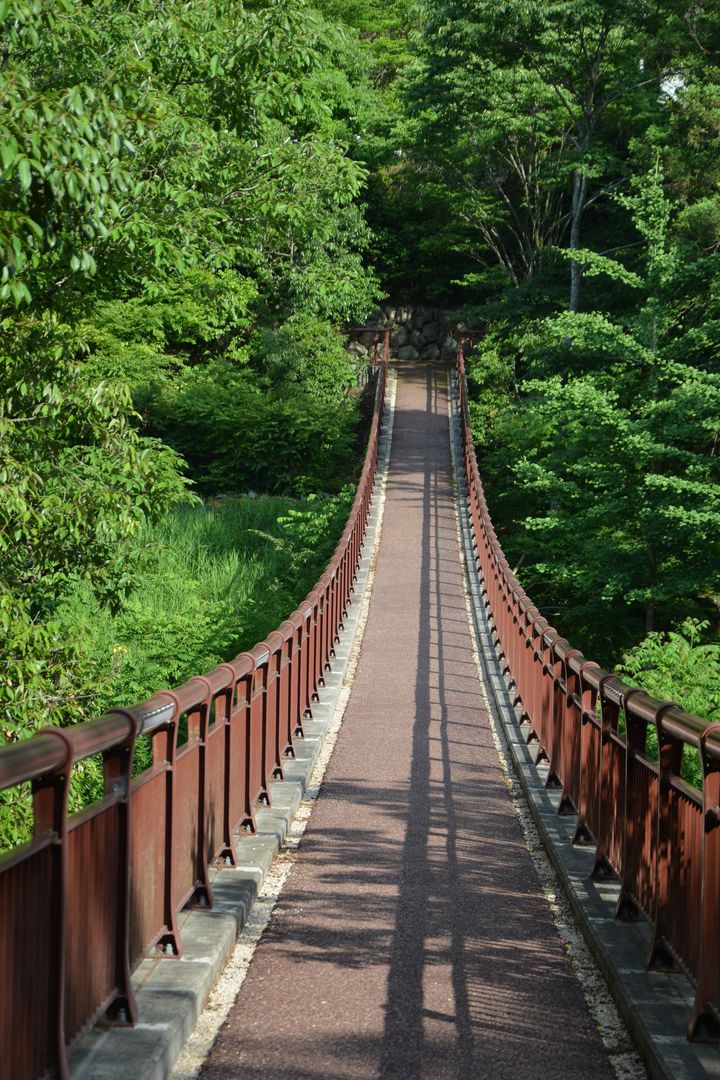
[69, 372, 397, 1080]
[448, 371, 720, 1080]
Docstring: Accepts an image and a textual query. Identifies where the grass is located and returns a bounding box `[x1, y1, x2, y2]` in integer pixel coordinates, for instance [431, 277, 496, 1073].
[61, 490, 353, 719]
[0, 490, 353, 851]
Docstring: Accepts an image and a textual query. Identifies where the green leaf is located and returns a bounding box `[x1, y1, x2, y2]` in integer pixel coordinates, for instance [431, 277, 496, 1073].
[17, 158, 32, 191]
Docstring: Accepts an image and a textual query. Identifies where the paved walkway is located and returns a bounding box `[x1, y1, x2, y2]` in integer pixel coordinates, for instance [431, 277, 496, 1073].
[200, 364, 613, 1079]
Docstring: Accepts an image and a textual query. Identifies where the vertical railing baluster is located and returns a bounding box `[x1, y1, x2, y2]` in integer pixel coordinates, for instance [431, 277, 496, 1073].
[215, 665, 237, 866]
[689, 724, 720, 1039]
[591, 678, 622, 880]
[616, 689, 645, 921]
[647, 702, 683, 970]
[572, 662, 600, 845]
[187, 676, 214, 908]
[33, 729, 73, 1080]
[153, 691, 183, 956]
[558, 650, 584, 816]
[101, 711, 140, 1025]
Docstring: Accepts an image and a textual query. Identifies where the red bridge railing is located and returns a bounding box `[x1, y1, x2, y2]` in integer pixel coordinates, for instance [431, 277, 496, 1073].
[0, 333, 389, 1080]
[456, 337, 720, 1041]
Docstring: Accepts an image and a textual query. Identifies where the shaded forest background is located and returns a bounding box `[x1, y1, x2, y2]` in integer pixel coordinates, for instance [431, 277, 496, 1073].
[2, 0, 720, 838]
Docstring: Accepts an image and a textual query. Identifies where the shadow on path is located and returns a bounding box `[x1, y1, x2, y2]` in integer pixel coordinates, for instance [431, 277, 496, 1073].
[199, 363, 614, 1080]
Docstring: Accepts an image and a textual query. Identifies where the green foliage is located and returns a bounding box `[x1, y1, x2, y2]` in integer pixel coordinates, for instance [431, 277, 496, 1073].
[377, 0, 670, 301]
[483, 370, 720, 659]
[471, 154, 720, 677]
[0, 0, 380, 858]
[1, 0, 376, 309]
[1, 315, 192, 616]
[620, 620, 720, 788]
[148, 359, 359, 496]
[262, 485, 355, 595]
[553, 248, 643, 290]
[465, 338, 517, 447]
[0, 308, 192, 816]
[314, 0, 413, 82]
[285, 206, 381, 325]
[63, 493, 354, 716]
[0, 1, 132, 306]
[0, 308, 192, 780]
[0, 489, 356, 850]
[0, 596, 92, 740]
[369, 0, 720, 310]
[252, 314, 360, 401]
[621, 620, 720, 728]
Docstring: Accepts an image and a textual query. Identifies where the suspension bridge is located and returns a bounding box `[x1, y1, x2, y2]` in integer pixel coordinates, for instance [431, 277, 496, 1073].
[1, 335, 718, 1080]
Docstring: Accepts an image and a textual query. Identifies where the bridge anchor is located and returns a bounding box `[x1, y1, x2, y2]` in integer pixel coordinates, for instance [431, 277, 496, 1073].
[688, 1004, 720, 1043]
[572, 820, 594, 846]
[646, 936, 683, 974]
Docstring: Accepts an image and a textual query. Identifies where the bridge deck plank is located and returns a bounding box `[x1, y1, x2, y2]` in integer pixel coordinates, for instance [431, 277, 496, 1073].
[200, 362, 614, 1080]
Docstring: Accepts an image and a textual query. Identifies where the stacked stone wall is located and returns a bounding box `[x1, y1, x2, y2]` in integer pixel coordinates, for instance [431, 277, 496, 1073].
[348, 303, 458, 363]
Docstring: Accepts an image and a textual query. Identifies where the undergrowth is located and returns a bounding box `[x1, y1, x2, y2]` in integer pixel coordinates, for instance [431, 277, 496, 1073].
[0, 489, 354, 851]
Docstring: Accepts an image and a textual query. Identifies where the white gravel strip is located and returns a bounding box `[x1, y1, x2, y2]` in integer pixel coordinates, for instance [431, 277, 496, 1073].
[170, 369, 397, 1080]
[447, 372, 647, 1080]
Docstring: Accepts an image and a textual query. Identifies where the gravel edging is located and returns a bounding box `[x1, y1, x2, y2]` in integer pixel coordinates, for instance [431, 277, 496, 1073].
[68, 371, 397, 1080]
[447, 369, 720, 1080]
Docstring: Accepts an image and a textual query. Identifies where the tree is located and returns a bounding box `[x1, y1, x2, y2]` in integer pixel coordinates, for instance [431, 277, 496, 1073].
[494, 0, 676, 312]
[393, 0, 708, 308]
[0, 0, 382, 751]
[479, 161, 720, 657]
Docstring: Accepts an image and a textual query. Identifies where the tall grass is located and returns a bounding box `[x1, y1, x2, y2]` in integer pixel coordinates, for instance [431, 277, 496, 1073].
[1, 489, 355, 851]
[60, 491, 353, 718]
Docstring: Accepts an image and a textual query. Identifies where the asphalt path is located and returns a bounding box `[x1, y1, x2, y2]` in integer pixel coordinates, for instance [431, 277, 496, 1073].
[200, 363, 613, 1079]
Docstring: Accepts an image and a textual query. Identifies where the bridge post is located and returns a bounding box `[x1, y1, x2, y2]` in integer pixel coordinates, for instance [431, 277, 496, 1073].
[646, 702, 684, 970]
[689, 723, 720, 1040]
[186, 675, 216, 909]
[571, 660, 602, 846]
[237, 662, 260, 835]
[591, 676, 624, 880]
[264, 633, 286, 782]
[153, 691, 184, 957]
[557, 647, 584, 815]
[32, 729, 73, 1080]
[305, 595, 320, 705]
[547, 637, 570, 791]
[615, 688, 648, 922]
[99, 711, 139, 1028]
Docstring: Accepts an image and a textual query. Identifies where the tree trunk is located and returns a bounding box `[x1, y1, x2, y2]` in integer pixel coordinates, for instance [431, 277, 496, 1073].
[645, 600, 655, 634]
[569, 167, 589, 313]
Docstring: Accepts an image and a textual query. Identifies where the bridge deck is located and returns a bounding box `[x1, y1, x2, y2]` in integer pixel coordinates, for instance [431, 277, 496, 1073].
[200, 363, 613, 1079]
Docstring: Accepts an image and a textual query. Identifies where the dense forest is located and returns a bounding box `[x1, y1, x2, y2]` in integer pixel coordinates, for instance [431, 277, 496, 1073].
[385, 1, 720, 711]
[2, 0, 720, 840]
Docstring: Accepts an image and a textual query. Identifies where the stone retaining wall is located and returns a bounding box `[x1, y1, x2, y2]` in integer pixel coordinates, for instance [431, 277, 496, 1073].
[349, 303, 469, 362]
